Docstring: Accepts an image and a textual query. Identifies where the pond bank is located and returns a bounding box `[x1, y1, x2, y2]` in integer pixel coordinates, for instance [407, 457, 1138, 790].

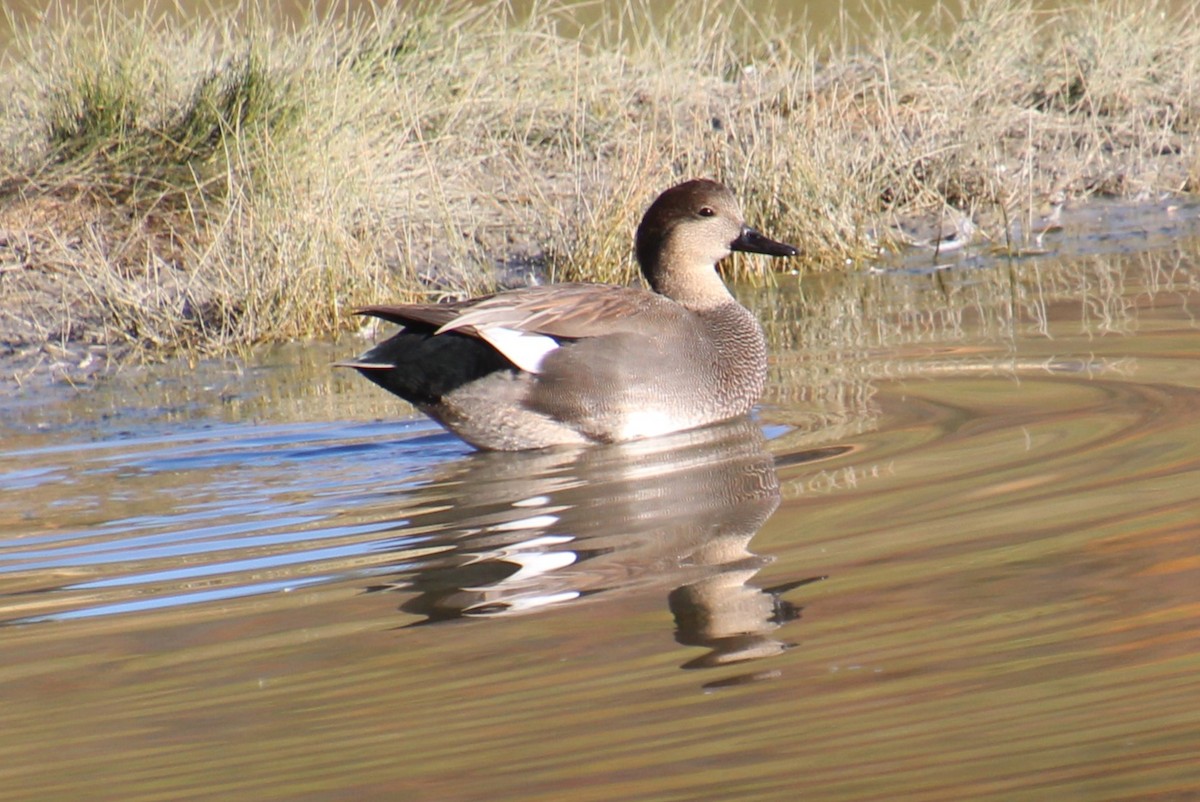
[1, 0, 1198, 382]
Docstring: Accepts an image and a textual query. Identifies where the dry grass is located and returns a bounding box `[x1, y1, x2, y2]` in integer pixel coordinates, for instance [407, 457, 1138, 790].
[0, 0, 1198, 371]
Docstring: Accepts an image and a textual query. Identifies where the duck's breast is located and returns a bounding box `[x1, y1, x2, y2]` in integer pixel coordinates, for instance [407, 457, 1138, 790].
[526, 303, 765, 442]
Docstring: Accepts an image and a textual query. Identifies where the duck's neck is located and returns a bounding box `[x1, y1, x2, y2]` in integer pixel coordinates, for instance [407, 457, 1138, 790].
[645, 258, 734, 311]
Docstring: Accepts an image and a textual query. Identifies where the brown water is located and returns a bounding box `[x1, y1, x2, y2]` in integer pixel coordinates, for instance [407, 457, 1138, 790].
[2, 213, 1200, 800]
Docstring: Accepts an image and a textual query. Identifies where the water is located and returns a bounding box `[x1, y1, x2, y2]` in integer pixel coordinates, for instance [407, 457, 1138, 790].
[2, 234, 1200, 800]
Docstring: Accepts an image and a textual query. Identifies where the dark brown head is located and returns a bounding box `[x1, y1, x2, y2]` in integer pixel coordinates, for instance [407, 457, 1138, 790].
[634, 179, 797, 304]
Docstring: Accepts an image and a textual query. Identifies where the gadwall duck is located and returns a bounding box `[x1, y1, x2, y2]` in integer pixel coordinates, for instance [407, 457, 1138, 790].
[342, 179, 797, 450]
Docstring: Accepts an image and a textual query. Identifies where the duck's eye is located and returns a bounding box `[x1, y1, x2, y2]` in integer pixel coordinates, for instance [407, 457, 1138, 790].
[698, 206, 716, 217]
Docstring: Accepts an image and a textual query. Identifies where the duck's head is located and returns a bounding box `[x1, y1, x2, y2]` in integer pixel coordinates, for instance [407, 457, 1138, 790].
[635, 179, 797, 305]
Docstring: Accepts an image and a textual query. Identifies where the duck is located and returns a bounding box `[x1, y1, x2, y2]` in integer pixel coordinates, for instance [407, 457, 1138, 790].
[340, 179, 797, 450]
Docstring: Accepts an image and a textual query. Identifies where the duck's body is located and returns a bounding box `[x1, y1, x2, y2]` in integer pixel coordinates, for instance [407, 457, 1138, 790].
[343, 179, 796, 451]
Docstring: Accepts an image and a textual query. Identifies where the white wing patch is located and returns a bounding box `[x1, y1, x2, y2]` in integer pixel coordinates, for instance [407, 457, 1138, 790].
[471, 326, 560, 373]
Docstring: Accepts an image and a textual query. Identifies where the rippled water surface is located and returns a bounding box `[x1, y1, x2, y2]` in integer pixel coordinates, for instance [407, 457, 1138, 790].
[3, 237, 1200, 800]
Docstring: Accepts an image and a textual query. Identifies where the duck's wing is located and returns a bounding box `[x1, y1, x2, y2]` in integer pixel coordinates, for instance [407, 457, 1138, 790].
[354, 297, 487, 332]
[357, 284, 669, 340]
[354, 285, 681, 375]
[433, 284, 664, 339]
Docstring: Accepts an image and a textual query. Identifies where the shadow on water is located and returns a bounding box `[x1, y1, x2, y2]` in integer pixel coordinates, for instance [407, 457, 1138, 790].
[0, 407, 845, 688]
[365, 419, 839, 686]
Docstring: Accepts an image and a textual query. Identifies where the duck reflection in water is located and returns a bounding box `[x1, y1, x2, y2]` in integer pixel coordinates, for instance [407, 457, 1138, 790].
[370, 418, 836, 686]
